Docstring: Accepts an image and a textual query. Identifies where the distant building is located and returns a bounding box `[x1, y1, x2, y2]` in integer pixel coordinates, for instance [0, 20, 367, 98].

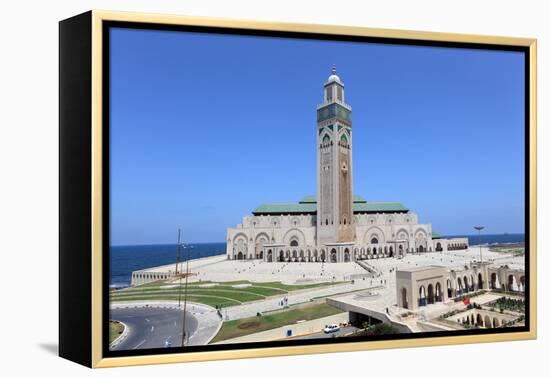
[226, 68, 468, 262]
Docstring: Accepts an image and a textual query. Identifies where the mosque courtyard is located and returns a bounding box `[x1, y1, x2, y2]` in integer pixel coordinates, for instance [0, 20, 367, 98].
[111, 245, 525, 345]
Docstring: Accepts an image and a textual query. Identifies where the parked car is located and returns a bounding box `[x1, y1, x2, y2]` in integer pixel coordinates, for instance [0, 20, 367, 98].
[323, 324, 340, 333]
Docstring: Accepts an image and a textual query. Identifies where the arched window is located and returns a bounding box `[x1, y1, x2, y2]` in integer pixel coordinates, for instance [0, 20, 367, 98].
[290, 239, 299, 247]
[371, 237, 378, 244]
[340, 134, 348, 146]
[322, 134, 330, 144]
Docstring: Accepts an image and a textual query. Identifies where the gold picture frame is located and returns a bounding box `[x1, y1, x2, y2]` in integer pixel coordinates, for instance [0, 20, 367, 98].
[59, 9, 537, 368]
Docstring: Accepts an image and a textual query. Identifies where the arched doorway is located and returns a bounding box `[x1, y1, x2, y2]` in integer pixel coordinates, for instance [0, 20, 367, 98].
[476, 313, 483, 326]
[484, 315, 492, 328]
[436, 242, 442, 251]
[435, 282, 442, 302]
[267, 250, 273, 262]
[401, 288, 408, 309]
[330, 249, 337, 263]
[398, 245, 404, 256]
[278, 250, 284, 262]
[447, 279, 453, 298]
[321, 250, 326, 262]
[508, 275, 516, 291]
[493, 317, 500, 327]
[477, 273, 483, 290]
[427, 284, 435, 304]
[457, 277, 463, 295]
[344, 248, 350, 262]
[520, 276, 526, 291]
[490, 273, 498, 289]
[389, 246, 394, 257]
[259, 251, 264, 260]
[418, 285, 427, 307]
[418, 245, 424, 253]
[463, 276, 469, 292]
[237, 252, 244, 260]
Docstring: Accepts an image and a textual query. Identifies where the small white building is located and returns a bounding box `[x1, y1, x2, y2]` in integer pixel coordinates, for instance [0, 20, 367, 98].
[396, 263, 525, 311]
[226, 68, 468, 263]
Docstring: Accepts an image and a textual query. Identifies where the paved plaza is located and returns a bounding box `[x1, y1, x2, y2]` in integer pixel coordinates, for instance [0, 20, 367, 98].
[121, 246, 524, 343]
[139, 246, 523, 322]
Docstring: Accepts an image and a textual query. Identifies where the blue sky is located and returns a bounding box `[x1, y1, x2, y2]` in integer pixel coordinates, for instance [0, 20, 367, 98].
[109, 27, 525, 245]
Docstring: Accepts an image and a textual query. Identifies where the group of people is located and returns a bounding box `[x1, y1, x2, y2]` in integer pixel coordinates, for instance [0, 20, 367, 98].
[279, 296, 289, 307]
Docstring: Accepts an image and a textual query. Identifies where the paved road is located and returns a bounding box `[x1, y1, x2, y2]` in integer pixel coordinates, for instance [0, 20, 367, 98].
[291, 326, 359, 340]
[110, 307, 198, 350]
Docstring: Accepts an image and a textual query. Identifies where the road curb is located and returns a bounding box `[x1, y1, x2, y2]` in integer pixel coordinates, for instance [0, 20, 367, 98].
[206, 314, 224, 345]
[110, 300, 223, 347]
[109, 320, 129, 349]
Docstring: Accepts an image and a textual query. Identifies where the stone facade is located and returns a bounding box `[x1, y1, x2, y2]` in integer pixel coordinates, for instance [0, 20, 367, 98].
[226, 211, 469, 262]
[396, 266, 449, 310]
[396, 263, 526, 311]
[487, 265, 527, 292]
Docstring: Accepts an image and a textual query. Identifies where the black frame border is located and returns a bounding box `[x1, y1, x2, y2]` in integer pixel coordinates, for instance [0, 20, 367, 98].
[100, 20, 531, 360]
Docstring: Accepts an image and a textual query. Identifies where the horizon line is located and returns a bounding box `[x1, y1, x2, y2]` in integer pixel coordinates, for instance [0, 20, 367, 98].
[110, 231, 525, 248]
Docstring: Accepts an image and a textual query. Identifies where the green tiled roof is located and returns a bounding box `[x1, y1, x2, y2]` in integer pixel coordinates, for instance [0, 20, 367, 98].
[353, 202, 408, 213]
[432, 232, 442, 239]
[253, 196, 408, 215]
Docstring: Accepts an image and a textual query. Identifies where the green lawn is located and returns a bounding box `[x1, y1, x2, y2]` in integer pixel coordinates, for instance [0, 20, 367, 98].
[210, 303, 343, 343]
[114, 285, 286, 297]
[110, 294, 240, 308]
[110, 280, 344, 308]
[112, 290, 264, 303]
[109, 321, 125, 344]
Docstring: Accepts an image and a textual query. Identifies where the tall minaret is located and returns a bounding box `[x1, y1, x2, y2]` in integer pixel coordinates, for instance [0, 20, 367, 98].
[316, 67, 354, 245]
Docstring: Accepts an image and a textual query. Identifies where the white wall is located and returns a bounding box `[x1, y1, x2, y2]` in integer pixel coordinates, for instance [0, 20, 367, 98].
[0, 0, 547, 377]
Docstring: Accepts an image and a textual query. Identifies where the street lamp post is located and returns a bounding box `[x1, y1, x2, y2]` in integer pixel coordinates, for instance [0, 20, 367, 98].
[175, 229, 182, 307]
[180, 243, 193, 347]
[474, 226, 485, 264]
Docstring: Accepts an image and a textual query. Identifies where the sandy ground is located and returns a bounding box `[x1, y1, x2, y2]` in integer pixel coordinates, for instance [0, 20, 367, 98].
[139, 245, 523, 285]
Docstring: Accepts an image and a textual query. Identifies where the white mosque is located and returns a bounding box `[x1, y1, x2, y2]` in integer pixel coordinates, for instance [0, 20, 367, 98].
[226, 68, 468, 263]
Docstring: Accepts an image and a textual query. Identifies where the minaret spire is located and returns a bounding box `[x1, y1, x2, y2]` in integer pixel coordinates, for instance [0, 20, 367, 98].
[316, 68, 354, 245]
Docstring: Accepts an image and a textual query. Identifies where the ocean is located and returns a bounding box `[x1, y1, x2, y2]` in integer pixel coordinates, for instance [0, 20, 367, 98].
[109, 233, 524, 288]
[110, 242, 226, 288]
[446, 233, 524, 246]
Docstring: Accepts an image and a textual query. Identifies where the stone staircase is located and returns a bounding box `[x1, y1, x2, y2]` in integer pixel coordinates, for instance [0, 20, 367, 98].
[355, 260, 380, 275]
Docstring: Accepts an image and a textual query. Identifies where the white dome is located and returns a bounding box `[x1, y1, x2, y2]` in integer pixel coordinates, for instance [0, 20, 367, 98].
[327, 73, 341, 83]
[326, 66, 342, 84]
